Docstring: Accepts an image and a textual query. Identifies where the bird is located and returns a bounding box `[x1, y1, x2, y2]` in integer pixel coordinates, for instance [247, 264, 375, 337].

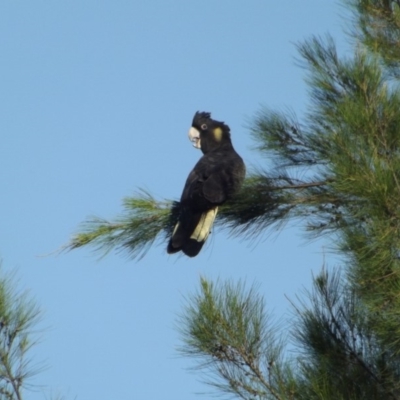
[167, 111, 246, 257]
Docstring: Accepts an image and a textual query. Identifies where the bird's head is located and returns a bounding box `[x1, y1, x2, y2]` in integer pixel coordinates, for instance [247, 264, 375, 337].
[188, 111, 231, 153]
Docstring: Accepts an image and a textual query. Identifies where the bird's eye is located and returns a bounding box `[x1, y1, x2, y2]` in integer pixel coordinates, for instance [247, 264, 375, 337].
[201, 124, 208, 130]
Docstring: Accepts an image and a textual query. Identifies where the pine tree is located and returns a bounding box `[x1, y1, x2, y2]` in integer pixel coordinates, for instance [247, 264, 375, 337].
[67, 1, 400, 398]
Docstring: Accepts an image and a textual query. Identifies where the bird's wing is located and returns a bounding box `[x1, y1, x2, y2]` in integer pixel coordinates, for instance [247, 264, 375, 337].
[202, 169, 228, 204]
[180, 154, 228, 206]
[180, 168, 204, 204]
[201, 152, 245, 204]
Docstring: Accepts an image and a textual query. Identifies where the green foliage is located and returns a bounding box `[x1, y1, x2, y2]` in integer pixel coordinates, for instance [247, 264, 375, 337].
[180, 272, 400, 400]
[0, 265, 41, 400]
[293, 269, 400, 399]
[349, 0, 400, 76]
[67, 191, 177, 259]
[178, 278, 293, 400]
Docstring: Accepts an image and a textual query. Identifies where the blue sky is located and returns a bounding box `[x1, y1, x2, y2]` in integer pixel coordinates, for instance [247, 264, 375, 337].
[1, 2, 350, 399]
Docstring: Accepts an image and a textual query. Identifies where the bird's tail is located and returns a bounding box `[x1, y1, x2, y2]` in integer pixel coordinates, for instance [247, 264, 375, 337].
[167, 207, 218, 257]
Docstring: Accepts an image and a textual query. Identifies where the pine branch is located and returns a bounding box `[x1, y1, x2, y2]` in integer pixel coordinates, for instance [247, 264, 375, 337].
[250, 109, 321, 167]
[315, 273, 394, 398]
[0, 266, 42, 400]
[65, 191, 178, 260]
[65, 176, 338, 260]
[178, 277, 290, 400]
[292, 268, 400, 398]
[349, 0, 400, 76]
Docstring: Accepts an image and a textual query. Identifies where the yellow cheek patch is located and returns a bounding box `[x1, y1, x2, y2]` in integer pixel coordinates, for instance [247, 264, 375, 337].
[213, 127, 223, 141]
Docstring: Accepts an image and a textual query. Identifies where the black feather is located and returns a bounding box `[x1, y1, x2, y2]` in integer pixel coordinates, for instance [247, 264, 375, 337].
[167, 112, 245, 257]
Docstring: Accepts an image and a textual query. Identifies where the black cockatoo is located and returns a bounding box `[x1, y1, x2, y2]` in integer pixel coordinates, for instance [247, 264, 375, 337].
[167, 112, 245, 257]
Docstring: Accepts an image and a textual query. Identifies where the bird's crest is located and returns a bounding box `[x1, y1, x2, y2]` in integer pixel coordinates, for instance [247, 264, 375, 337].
[192, 111, 230, 133]
[193, 111, 211, 125]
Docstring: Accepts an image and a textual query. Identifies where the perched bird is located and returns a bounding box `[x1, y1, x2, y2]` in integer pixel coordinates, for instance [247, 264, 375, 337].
[167, 111, 245, 257]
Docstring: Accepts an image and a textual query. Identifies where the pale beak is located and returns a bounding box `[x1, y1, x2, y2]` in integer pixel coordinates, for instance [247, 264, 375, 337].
[188, 127, 201, 149]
